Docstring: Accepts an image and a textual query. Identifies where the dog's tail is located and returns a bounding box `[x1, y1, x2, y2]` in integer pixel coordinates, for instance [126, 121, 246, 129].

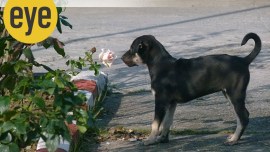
[242, 33, 261, 64]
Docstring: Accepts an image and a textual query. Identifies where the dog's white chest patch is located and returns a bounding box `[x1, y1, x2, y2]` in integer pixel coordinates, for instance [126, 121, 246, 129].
[151, 88, 156, 96]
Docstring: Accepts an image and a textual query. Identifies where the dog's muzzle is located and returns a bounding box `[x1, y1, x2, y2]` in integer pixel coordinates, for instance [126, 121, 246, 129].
[121, 50, 138, 67]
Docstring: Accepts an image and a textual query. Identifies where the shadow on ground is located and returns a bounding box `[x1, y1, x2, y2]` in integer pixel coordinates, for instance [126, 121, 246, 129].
[79, 93, 123, 152]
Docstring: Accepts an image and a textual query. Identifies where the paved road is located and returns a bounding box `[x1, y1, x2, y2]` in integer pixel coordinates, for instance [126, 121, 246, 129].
[33, 1, 270, 151]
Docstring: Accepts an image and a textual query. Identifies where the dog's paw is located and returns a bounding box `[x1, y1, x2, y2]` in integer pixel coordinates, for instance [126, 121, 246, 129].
[143, 136, 169, 145]
[156, 136, 169, 143]
[227, 134, 234, 140]
[224, 134, 238, 145]
[224, 140, 238, 146]
[143, 139, 157, 146]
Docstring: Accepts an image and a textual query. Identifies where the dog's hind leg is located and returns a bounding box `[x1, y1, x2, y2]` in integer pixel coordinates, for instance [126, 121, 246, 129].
[157, 102, 177, 143]
[224, 86, 249, 145]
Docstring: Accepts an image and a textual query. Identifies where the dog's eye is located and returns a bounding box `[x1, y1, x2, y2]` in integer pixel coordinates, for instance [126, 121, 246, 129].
[138, 43, 143, 49]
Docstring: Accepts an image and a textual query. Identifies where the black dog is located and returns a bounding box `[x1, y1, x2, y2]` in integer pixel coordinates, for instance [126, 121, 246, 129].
[121, 33, 261, 145]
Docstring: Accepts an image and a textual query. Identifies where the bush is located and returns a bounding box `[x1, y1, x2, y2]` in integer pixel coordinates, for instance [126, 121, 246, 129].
[0, 8, 98, 152]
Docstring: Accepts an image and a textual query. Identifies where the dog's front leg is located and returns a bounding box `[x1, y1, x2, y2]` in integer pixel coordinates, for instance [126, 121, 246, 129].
[156, 102, 177, 143]
[144, 100, 166, 145]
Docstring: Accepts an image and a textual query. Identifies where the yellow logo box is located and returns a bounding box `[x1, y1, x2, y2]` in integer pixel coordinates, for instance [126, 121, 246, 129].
[3, 0, 57, 43]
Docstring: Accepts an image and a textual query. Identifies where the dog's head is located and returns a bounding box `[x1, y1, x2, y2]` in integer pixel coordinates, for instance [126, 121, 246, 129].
[121, 35, 156, 67]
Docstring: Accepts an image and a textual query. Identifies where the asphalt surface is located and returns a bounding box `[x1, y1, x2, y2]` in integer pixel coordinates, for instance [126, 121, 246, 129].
[33, 1, 270, 151]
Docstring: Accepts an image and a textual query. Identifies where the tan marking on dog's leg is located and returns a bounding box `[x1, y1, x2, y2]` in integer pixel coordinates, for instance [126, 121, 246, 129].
[225, 92, 248, 145]
[144, 120, 160, 145]
[225, 94, 240, 143]
[151, 88, 156, 96]
[226, 116, 243, 145]
[157, 103, 177, 142]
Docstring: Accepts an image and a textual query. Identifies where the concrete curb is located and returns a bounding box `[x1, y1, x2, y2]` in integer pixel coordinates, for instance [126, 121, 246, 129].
[36, 71, 108, 152]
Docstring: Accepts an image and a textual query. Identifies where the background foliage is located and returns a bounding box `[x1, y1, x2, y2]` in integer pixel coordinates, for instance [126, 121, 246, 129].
[0, 8, 100, 152]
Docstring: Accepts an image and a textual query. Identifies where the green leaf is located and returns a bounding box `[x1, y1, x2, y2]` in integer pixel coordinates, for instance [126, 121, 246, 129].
[76, 62, 82, 69]
[54, 77, 65, 88]
[54, 120, 65, 128]
[78, 109, 88, 118]
[40, 117, 48, 128]
[0, 96, 10, 114]
[13, 77, 31, 94]
[65, 60, 70, 66]
[2, 110, 17, 121]
[13, 122, 27, 135]
[63, 96, 73, 103]
[0, 62, 15, 75]
[56, 18, 62, 34]
[14, 60, 32, 74]
[13, 63, 20, 74]
[62, 104, 72, 114]
[0, 76, 16, 91]
[62, 127, 71, 142]
[78, 117, 87, 124]
[0, 132, 12, 144]
[0, 36, 7, 45]
[57, 7, 62, 14]
[23, 48, 34, 62]
[73, 94, 85, 105]
[66, 115, 74, 124]
[60, 18, 72, 29]
[89, 63, 101, 76]
[0, 44, 6, 57]
[5, 35, 16, 42]
[43, 41, 51, 49]
[47, 88, 55, 95]
[26, 126, 40, 143]
[94, 68, 99, 76]
[41, 37, 54, 49]
[38, 79, 56, 88]
[32, 96, 45, 109]
[60, 15, 68, 19]
[53, 39, 65, 57]
[12, 94, 24, 101]
[2, 122, 14, 132]
[77, 125, 87, 133]
[46, 134, 59, 152]
[8, 143, 19, 152]
[0, 143, 9, 152]
[54, 94, 63, 107]
[56, 7, 63, 34]
[46, 120, 55, 134]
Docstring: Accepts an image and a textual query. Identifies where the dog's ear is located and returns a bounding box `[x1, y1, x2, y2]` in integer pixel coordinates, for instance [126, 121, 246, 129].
[131, 35, 153, 54]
